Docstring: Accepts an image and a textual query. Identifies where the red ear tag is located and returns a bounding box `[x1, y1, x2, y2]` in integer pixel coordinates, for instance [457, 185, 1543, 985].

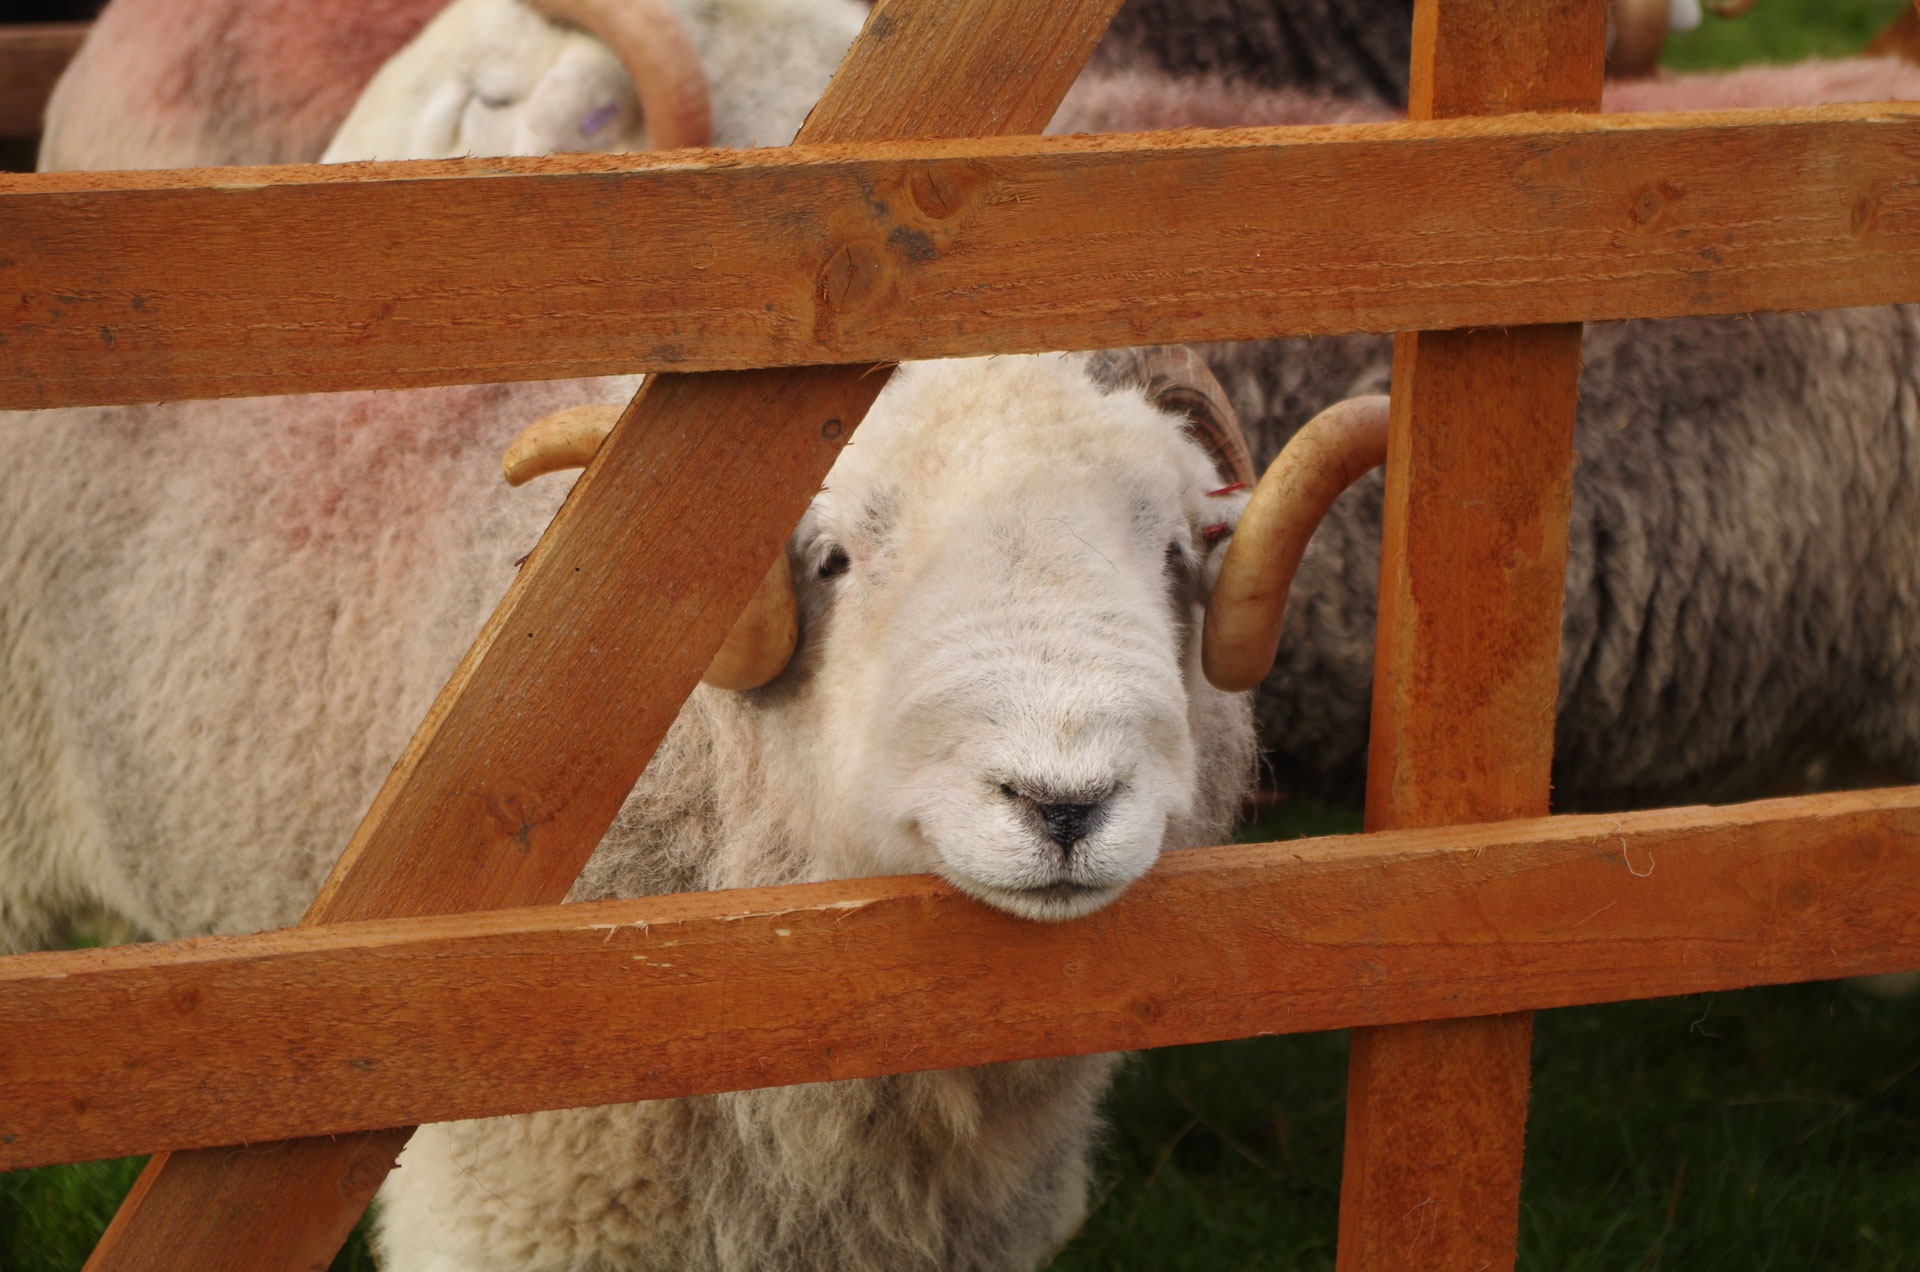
[1202, 523, 1230, 545]
[1206, 482, 1248, 497]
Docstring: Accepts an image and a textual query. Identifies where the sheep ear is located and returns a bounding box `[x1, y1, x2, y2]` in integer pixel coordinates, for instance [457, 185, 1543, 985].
[1200, 396, 1389, 693]
[501, 404, 799, 690]
[1088, 345, 1255, 490]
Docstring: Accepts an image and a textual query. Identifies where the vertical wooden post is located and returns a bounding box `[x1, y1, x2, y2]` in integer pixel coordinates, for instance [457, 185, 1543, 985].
[1335, 3, 1604, 1271]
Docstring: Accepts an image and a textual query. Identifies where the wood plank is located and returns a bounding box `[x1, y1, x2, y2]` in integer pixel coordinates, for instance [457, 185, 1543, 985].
[7, 102, 1920, 410]
[1339, 4, 1604, 1270]
[0, 23, 86, 138]
[2, 788, 1916, 1172]
[79, 0, 1127, 1268]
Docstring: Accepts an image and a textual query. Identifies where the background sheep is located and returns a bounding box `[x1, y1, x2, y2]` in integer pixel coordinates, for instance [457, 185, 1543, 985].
[38, 0, 866, 171]
[1090, 0, 1415, 105]
[1062, 53, 1920, 810]
[1083, 0, 1735, 108]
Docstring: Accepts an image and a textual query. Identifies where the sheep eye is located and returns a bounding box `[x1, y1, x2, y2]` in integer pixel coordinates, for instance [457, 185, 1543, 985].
[1164, 540, 1189, 572]
[818, 546, 851, 579]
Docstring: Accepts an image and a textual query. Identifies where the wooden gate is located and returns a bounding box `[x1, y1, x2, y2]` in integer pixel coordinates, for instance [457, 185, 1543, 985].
[3, 0, 1919, 1267]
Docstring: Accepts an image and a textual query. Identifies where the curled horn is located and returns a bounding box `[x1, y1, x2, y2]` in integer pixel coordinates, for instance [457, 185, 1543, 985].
[502, 404, 798, 690]
[529, 0, 714, 150]
[1089, 346, 1256, 488]
[1201, 396, 1390, 694]
[502, 404, 625, 486]
[1608, 0, 1671, 78]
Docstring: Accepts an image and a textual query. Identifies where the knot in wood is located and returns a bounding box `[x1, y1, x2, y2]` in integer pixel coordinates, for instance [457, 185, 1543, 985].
[816, 238, 892, 313]
[1629, 182, 1679, 229]
[908, 162, 976, 221]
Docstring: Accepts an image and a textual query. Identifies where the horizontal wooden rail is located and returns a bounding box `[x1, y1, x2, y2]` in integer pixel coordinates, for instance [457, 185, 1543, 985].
[2, 786, 1915, 1172]
[5, 102, 1920, 410]
[0, 23, 85, 138]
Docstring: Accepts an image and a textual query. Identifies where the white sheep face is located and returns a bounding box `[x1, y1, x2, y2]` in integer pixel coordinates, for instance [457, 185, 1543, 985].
[778, 355, 1248, 921]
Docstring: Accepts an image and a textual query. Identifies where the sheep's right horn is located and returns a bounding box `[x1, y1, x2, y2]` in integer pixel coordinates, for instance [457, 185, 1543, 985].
[501, 404, 798, 690]
[529, 0, 714, 150]
[1201, 395, 1390, 693]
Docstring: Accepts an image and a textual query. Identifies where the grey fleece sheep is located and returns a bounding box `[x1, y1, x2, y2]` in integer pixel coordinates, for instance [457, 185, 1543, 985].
[1062, 45, 1920, 813]
[1202, 307, 1920, 811]
[1091, 0, 1414, 105]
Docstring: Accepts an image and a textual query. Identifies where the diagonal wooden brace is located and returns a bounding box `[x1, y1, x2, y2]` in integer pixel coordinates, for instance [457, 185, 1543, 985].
[80, 1, 1126, 1267]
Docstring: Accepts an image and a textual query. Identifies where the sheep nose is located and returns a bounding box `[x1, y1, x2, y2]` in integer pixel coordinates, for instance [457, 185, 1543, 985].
[998, 781, 1114, 856]
[1038, 801, 1098, 849]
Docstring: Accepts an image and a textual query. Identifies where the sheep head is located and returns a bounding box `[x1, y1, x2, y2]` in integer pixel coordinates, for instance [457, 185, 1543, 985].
[505, 352, 1261, 919]
[322, 0, 711, 161]
[793, 355, 1252, 919]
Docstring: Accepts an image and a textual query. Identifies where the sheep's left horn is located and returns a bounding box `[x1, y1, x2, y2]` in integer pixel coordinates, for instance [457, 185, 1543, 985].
[502, 403, 625, 485]
[1201, 395, 1390, 694]
[1089, 345, 1255, 488]
[530, 0, 714, 150]
[501, 404, 799, 690]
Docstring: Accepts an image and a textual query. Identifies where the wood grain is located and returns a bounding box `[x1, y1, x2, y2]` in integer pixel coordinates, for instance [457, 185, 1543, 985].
[0, 23, 86, 138]
[79, 0, 1125, 1267]
[3, 788, 1917, 1172]
[8, 103, 1920, 409]
[1339, 4, 1604, 1270]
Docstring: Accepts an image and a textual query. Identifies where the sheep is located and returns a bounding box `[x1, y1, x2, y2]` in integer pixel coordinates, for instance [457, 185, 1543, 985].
[1088, 0, 1414, 106]
[320, 0, 868, 160]
[1085, 0, 1741, 107]
[1059, 55, 1920, 811]
[38, 0, 866, 171]
[37, 0, 449, 170]
[0, 339, 1361, 1266]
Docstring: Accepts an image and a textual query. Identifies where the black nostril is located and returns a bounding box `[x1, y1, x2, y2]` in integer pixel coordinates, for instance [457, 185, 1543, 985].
[1037, 802, 1097, 850]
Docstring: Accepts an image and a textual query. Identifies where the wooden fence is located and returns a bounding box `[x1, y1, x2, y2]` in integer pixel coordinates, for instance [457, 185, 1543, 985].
[2, 0, 1917, 1268]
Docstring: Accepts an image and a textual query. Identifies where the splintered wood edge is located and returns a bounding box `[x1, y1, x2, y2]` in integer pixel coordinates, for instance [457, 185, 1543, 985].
[4, 787, 1916, 1171]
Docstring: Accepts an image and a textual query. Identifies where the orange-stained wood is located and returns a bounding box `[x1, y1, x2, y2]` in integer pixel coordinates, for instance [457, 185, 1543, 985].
[0, 23, 85, 138]
[1363, 326, 1583, 827]
[3, 788, 1917, 1172]
[8, 103, 1920, 409]
[80, 1, 1125, 1268]
[90, 1135, 409, 1272]
[1340, 4, 1605, 1271]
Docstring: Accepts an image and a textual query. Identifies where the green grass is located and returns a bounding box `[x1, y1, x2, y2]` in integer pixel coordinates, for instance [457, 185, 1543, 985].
[1662, 0, 1911, 70]
[1050, 982, 1920, 1272]
[6, 3, 1914, 1267]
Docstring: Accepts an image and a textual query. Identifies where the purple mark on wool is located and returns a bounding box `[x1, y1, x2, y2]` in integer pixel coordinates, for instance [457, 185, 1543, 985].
[581, 103, 618, 136]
